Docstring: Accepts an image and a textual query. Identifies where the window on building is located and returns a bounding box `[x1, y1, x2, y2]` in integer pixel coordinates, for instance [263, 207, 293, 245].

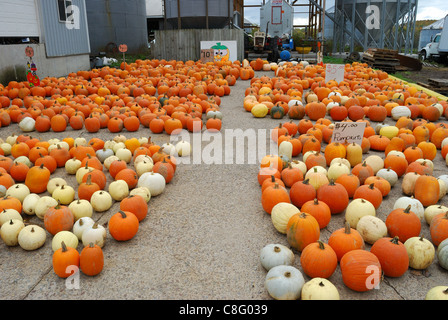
[58, 0, 74, 23]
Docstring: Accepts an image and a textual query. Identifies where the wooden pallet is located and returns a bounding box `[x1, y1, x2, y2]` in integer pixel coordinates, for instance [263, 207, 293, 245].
[362, 48, 400, 73]
[417, 80, 448, 94]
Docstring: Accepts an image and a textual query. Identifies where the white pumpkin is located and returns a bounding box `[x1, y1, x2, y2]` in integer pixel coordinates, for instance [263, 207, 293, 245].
[345, 198, 376, 229]
[330, 157, 351, 170]
[0, 219, 25, 246]
[90, 190, 113, 212]
[364, 155, 384, 174]
[391, 105, 411, 120]
[96, 148, 114, 163]
[68, 199, 93, 220]
[356, 215, 388, 244]
[301, 278, 340, 300]
[260, 244, 295, 271]
[138, 172, 166, 197]
[13, 156, 32, 168]
[265, 265, 305, 300]
[115, 148, 132, 163]
[0, 185, 6, 197]
[6, 134, 18, 145]
[35, 196, 58, 220]
[112, 141, 126, 153]
[404, 236, 435, 270]
[47, 177, 68, 195]
[438, 174, 448, 190]
[424, 204, 448, 225]
[161, 143, 177, 156]
[113, 135, 127, 143]
[108, 180, 129, 201]
[0, 209, 23, 226]
[278, 141, 293, 161]
[376, 168, 398, 187]
[327, 162, 350, 181]
[289, 160, 307, 175]
[437, 178, 447, 200]
[76, 165, 94, 184]
[52, 230, 79, 251]
[129, 187, 151, 203]
[0, 143, 11, 156]
[74, 137, 87, 147]
[18, 225, 46, 251]
[82, 223, 107, 248]
[103, 155, 120, 170]
[19, 117, 35, 132]
[72, 216, 95, 240]
[271, 202, 300, 234]
[135, 160, 154, 177]
[52, 185, 76, 205]
[65, 158, 82, 175]
[425, 286, 448, 300]
[6, 184, 30, 203]
[175, 140, 192, 157]
[393, 196, 424, 221]
[134, 154, 153, 166]
[22, 193, 40, 216]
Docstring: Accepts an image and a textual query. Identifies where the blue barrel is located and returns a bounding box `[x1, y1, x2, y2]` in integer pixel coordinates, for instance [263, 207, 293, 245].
[280, 50, 291, 61]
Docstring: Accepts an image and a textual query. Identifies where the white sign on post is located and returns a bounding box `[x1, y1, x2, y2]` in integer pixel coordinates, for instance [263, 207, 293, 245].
[331, 122, 366, 146]
[325, 64, 345, 84]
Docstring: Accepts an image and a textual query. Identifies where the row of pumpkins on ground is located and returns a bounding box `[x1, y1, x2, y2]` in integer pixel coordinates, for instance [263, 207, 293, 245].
[0, 58, 268, 137]
[250, 61, 448, 300]
[0, 132, 192, 278]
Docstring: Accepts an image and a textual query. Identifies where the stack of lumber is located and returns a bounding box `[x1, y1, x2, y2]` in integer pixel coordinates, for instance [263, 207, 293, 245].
[362, 48, 400, 73]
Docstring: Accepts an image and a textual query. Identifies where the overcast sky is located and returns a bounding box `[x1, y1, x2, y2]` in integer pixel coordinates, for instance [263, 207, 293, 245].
[244, 0, 448, 26]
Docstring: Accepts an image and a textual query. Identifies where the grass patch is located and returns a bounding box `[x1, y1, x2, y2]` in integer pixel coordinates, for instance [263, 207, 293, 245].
[323, 56, 345, 64]
[392, 71, 413, 82]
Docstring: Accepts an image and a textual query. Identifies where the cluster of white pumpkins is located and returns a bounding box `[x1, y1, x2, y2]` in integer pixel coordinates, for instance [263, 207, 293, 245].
[0, 134, 192, 253]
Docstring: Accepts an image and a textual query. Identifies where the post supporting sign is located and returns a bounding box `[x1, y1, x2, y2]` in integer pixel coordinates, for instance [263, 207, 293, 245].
[331, 122, 366, 146]
[325, 63, 345, 84]
[119, 44, 128, 65]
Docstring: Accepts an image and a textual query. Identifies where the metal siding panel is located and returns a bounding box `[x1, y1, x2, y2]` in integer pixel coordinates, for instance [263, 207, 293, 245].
[39, 0, 90, 57]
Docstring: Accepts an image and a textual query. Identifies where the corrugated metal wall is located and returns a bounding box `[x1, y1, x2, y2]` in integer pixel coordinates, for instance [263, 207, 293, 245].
[152, 29, 244, 61]
[38, 0, 90, 57]
[85, 0, 148, 55]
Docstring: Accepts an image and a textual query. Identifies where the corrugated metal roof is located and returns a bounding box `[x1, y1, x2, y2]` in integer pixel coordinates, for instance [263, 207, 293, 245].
[422, 16, 446, 30]
[38, 0, 90, 57]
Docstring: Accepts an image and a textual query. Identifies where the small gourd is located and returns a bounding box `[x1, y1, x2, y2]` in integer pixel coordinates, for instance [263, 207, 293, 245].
[404, 236, 435, 270]
[425, 286, 448, 300]
[81, 223, 107, 248]
[72, 217, 95, 240]
[52, 230, 79, 251]
[0, 219, 25, 246]
[301, 278, 340, 300]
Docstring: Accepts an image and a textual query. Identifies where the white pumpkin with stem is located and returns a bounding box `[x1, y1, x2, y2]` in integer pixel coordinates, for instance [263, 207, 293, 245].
[52, 185, 76, 205]
[109, 180, 129, 201]
[345, 198, 376, 229]
[327, 162, 350, 181]
[72, 217, 95, 240]
[404, 236, 435, 270]
[115, 148, 132, 163]
[0, 219, 25, 246]
[265, 265, 305, 300]
[47, 178, 67, 195]
[18, 225, 46, 251]
[6, 184, 30, 203]
[426, 286, 448, 300]
[393, 196, 424, 221]
[424, 204, 448, 225]
[52, 231, 79, 251]
[260, 244, 295, 271]
[271, 202, 300, 234]
[90, 190, 113, 212]
[65, 158, 82, 175]
[82, 223, 107, 248]
[0, 209, 23, 226]
[138, 172, 166, 197]
[129, 187, 151, 203]
[301, 278, 340, 300]
[376, 168, 398, 187]
[68, 199, 93, 220]
[22, 193, 40, 216]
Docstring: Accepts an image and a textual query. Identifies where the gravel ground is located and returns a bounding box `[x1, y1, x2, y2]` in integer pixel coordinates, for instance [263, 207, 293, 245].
[0, 69, 447, 301]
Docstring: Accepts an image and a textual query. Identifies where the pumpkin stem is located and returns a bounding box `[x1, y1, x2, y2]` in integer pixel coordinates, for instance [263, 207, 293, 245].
[317, 240, 326, 250]
[391, 236, 400, 245]
[274, 246, 281, 253]
[313, 198, 319, 205]
[284, 271, 291, 278]
[61, 241, 67, 252]
[344, 222, 352, 234]
[404, 205, 412, 213]
[118, 210, 127, 218]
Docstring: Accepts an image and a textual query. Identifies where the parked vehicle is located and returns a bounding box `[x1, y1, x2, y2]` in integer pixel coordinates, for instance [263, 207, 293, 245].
[420, 15, 448, 62]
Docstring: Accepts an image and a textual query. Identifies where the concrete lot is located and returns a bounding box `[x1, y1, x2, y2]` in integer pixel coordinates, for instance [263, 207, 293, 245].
[0, 69, 446, 301]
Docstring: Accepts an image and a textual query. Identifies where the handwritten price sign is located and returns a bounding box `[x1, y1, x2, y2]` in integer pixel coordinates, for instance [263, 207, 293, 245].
[325, 64, 345, 84]
[331, 122, 366, 146]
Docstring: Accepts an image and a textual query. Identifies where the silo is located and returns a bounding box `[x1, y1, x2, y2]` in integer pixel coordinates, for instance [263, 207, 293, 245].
[85, 0, 148, 55]
[164, 0, 233, 29]
[331, 0, 418, 54]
